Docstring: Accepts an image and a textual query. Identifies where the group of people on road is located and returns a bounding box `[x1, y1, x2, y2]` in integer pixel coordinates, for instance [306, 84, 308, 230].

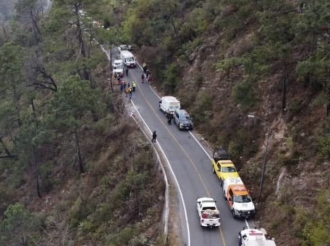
[142, 63, 152, 84]
[117, 77, 137, 101]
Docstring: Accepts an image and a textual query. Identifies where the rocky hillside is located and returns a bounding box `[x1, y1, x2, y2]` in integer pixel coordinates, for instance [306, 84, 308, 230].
[104, 0, 330, 245]
[0, 0, 164, 245]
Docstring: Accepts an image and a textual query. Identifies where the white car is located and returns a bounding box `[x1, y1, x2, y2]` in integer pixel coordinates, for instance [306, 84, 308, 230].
[112, 59, 124, 78]
[118, 44, 132, 51]
[196, 197, 220, 228]
[238, 228, 276, 246]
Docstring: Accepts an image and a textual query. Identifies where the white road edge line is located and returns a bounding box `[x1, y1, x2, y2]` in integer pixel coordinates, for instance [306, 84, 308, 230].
[136, 60, 253, 229]
[131, 100, 191, 246]
[129, 110, 170, 239]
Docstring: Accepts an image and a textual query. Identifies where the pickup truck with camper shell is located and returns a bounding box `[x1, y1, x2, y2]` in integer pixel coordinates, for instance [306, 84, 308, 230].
[196, 197, 220, 228]
[159, 96, 181, 116]
[212, 148, 239, 185]
[238, 227, 276, 246]
[223, 177, 256, 219]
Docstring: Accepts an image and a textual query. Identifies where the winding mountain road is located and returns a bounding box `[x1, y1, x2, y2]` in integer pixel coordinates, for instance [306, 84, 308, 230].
[110, 48, 255, 246]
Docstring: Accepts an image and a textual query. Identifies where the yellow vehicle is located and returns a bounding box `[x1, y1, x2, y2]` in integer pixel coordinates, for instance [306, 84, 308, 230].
[212, 148, 239, 185]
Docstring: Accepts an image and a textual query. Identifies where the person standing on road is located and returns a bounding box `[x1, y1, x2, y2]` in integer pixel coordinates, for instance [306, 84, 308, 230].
[125, 85, 132, 97]
[152, 131, 157, 143]
[120, 83, 124, 94]
[128, 89, 132, 102]
[148, 73, 153, 84]
[143, 63, 147, 73]
[132, 81, 136, 92]
[141, 73, 145, 84]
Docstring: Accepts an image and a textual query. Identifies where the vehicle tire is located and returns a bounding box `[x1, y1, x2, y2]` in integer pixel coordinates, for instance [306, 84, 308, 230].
[220, 179, 223, 187]
[232, 209, 236, 219]
[223, 190, 227, 199]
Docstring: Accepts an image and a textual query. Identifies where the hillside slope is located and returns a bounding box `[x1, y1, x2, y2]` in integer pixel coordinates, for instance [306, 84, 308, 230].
[110, 0, 330, 245]
[0, 0, 165, 245]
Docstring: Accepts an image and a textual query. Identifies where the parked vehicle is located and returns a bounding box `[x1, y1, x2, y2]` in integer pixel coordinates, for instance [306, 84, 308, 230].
[196, 197, 220, 228]
[118, 45, 132, 51]
[212, 148, 239, 185]
[223, 177, 255, 219]
[112, 59, 124, 78]
[120, 50, 136, 68]
[238, 227, 276, 246]
[159, 96, 180, 115]
[173, 109, 194, 130]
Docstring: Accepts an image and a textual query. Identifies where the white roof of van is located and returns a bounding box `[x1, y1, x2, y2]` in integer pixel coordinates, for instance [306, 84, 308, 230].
[162, 96, 180, 102]
[121, 50, 134, 57]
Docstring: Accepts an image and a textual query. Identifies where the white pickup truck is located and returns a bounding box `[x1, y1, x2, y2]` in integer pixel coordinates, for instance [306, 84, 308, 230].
[196, 197, 220, 228]
[238, 228, 276, 246]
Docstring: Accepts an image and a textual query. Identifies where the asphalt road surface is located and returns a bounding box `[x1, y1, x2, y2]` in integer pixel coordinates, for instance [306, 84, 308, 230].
[110, 48, 255, 246]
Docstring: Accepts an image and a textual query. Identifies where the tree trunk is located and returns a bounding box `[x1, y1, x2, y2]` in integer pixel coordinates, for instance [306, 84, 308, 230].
[0, 137, 11, 156]
[33, 145, 42, 198]
[74, 3, 91, 81]
[74, 129, 85, 173]
[1, 23, 8, 42]
[282, 66, 287, 114]
[12, 85, 22, 128]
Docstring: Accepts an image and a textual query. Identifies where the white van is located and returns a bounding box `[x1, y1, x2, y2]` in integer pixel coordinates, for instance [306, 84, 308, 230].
[159, 96, 180, 115]
[120, 50, 136, 68]
[112, 59, 124, 77]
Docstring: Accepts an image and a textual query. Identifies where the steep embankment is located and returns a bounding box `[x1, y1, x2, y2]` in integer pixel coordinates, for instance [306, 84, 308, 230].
[116, 0, 330, 245]
[0, 1, 165, 245]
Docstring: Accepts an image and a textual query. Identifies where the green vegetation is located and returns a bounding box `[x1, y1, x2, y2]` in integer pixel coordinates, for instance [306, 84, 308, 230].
[0, 0, 164, 245]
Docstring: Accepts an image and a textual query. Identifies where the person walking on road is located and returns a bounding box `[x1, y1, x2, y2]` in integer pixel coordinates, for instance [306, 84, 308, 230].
[141, 73, 145, 84]
[148, 73, 153, 84]
[143, 63, 147, 73]
[132, 81, 136, 92]
[152, 131, 157, 143]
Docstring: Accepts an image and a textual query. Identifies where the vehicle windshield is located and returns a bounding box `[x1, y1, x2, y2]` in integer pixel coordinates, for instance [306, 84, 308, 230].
[221, 166, 237, 173]
[127, 58, 135, 62]
[180, 114, 191, 120]
[234, 195, 252, 203]
[202, 206, 216, 210]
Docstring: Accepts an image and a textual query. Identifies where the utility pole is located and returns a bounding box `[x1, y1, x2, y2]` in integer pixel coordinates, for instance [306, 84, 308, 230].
[247, 114, 271, 203]
[109, 44, 114, 93]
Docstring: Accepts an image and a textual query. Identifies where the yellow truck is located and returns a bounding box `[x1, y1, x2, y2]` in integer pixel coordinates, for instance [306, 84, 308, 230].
[212, 148, 239, 185]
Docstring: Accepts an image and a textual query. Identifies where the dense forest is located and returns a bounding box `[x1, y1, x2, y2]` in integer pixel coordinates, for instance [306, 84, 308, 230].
[0, 0, 164, 245]
[1, 0, 330, 245]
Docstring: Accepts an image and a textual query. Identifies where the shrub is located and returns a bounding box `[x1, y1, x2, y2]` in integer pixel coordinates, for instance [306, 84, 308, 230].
[163, 63, 180, 93]
[318, 135, 330, 159]
[232, 79, 258, 110]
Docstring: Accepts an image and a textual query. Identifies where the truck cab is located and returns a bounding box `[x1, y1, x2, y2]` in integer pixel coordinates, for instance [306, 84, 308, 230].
[212, 148, 239, 185]
[238, 228, 276, 246]
[196, 197, 220, 228]
[223, 178, 255, 219]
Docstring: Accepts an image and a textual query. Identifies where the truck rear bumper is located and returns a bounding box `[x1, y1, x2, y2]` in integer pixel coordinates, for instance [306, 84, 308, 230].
[201, 222, 221, 227]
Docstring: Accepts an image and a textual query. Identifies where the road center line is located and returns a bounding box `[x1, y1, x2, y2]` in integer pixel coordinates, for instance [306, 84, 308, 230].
[135, 63, 252, 229]
[131, 73, 228, 246]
